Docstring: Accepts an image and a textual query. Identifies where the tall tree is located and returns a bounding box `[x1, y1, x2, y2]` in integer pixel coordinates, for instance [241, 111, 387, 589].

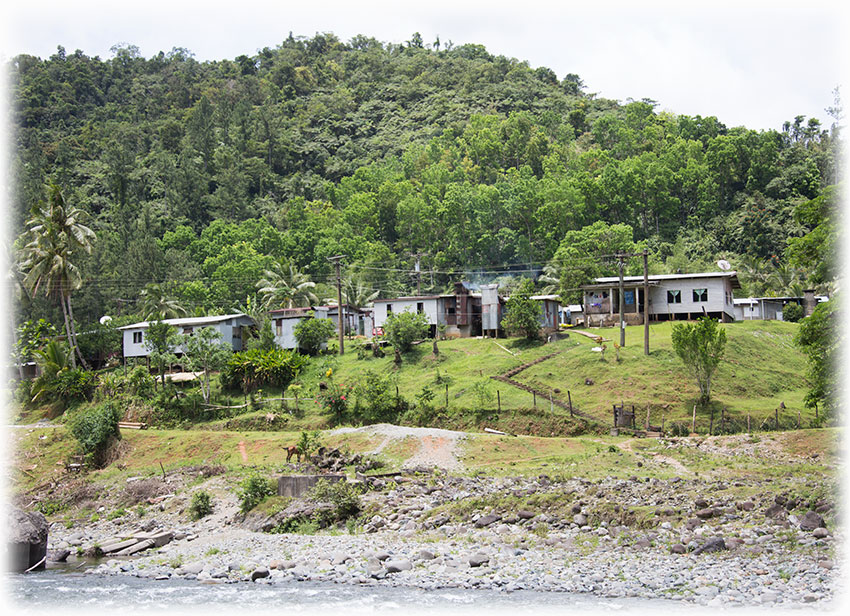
[20, 184, 95, 368]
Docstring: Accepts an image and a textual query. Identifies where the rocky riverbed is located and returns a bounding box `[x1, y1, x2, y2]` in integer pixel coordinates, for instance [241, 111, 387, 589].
[44, 464, 843, 609]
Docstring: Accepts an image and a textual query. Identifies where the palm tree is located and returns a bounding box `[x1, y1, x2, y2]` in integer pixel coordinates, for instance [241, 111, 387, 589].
[537, 261, 561, 296]
[21, 184, 95, 369]
[138, 283, 188, 320]
[257, 259, 318, 309]
[324, 276, 380, 311]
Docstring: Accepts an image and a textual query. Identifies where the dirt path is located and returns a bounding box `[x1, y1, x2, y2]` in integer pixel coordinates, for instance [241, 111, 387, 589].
[330, 424, 465, 472]
[617, 437, 692, 476]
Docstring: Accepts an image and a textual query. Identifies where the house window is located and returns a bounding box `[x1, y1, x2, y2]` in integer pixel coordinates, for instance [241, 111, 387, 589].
[667, 289, 682, 304]
[233, 326, 241, 339]
[275, 319, 282, 336]
[386, 304, 393, 314]
[417, 302, 424, 313]
[183, 326, 194, 335]
[693, 288, 708, 302]
[133, 331, 143, 344]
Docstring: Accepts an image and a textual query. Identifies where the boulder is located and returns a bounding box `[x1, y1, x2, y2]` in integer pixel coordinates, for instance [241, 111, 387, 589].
[764, 504, 786, 519]
[468, 553, 490, 567]
[475, 514, 501, 528]
[693, 537, 726, 555]
[385, 559, 412, 573]
[8, 508, 48, 572]
[799, 511, 826, 531]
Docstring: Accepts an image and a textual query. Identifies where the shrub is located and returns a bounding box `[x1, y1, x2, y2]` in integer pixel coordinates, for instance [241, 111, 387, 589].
[297, 430, 323, 458]
[127, 366, 156, 398]
[67, 401, 121, 468]
[383, 310, 430, 353]
[189, 491, 214, 520]
[238, 473, 276, 513]
[221, 348, 308, 393]
[316, 382, 351, 424]
[308, 479, 362, 525]
[352, 370, 407, 424]
[294, 315, 336, 355]
[782, 302, 804, 322]
[52, 369, 97, 402]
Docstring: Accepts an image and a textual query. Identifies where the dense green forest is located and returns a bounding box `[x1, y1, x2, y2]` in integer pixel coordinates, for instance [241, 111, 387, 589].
[7, 32, 842, 342]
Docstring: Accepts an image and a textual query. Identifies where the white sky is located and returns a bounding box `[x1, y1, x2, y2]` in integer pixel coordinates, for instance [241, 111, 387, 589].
[1, 0, 848, 131]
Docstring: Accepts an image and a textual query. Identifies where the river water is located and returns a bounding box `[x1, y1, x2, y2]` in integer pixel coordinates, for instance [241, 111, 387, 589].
[6, 565, 693, 615]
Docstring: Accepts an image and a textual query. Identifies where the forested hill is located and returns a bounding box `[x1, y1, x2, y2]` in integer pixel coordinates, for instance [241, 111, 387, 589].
[8, 33, 842, 332]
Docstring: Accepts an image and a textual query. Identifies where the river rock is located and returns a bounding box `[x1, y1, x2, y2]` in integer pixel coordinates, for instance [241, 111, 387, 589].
[475, 514, 501, 528]
[250, 567, 270, 581]
[8, 508, 48, 572]
[385, 559, 412, 573]
[468, 553, 490, 567]
[813, 527, 829, 539]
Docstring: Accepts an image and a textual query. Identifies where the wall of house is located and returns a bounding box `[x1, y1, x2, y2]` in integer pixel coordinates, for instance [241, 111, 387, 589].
[273, 317, 302, 350]
[649, 278, 734, 319]
[121, 316, 252, 358]
[373, 299, 440, 329]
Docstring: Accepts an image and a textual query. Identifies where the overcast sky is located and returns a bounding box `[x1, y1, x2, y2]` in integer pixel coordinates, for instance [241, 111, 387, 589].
[1, 0, 848, 131]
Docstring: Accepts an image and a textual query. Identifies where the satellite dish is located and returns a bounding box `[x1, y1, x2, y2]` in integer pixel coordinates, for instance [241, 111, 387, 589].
[99, 315, 113, 325]
[717, 260, 731, 271]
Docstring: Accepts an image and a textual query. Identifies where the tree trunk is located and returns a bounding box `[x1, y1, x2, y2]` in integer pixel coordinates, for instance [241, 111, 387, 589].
[60, 291, 76, 369]
[66, 292, 89, 370]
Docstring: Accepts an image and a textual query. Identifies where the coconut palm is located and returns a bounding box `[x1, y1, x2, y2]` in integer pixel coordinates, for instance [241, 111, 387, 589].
[138, 283, 188, 320]
[324, 275, 380, 310]
[257, 259, 318, 309]
[20, 184, 95, 369]
[537, 261, 561, 296]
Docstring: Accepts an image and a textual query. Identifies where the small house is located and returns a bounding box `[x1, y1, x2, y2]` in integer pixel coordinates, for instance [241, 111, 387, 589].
[581, 272, 741, 326]
[269, 306, 330, 350]
[120, 313, 255, 358]
[372, 283, 482, 338]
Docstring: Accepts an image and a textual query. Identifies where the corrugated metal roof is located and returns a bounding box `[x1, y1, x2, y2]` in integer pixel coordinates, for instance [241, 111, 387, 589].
[118, 313, 249, 330]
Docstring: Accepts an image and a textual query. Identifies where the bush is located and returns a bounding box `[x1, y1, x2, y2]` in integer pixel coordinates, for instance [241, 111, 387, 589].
[352, 370, 407, 424]
[127, 366, 156, 398]
[294, 315, 336, 355]
[67, 401, 122, 468]
[297, 430, 323, 458]
[783, 302, 804, 322]
[383, 310, 430, 353]
[52, 369, 97, 402]
[308, 479, 362, 525]
[189, 491, 214, 520]
[221, 348, 308, 393]
[238, 473, 276, 513]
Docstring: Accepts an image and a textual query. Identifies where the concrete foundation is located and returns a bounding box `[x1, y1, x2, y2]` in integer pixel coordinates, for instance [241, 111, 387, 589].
[277, 474, 346, 498]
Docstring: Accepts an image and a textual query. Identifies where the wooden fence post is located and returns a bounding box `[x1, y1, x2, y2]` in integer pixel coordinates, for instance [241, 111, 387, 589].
[533, 391, 537, 408]
[691, 405, 696, 434]
[497, 390, 501, 412]
[568, 391, 573, 417]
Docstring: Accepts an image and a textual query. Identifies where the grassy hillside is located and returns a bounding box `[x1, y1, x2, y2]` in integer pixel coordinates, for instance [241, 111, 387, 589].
[197, 319, 811, 436]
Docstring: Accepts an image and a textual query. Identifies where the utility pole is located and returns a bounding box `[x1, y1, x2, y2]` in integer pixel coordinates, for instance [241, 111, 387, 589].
[327, 255, 345, 355]
[617, 253, 626, 347]
[643, 249, 649, 356]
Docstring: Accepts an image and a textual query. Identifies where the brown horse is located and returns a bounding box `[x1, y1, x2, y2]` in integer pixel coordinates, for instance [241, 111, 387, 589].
[285, 445, 301, 463]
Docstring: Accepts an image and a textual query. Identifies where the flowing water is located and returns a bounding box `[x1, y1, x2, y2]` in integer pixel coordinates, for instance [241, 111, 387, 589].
[7, 565, 692, 614]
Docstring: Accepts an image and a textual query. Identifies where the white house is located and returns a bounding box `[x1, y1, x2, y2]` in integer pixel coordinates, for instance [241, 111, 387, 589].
[734, 294, 828, 321]
[372, 283, 481, 338]
[120, 313, 255, 358]
[581, 272, 741, 326]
